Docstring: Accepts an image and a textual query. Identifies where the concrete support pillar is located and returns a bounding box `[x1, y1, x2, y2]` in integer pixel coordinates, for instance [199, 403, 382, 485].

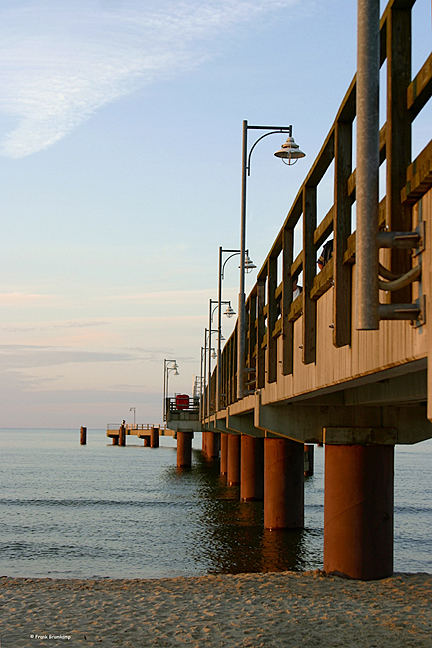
[304, 444, 314, 476]
[206, 431, 218, 460]
[177, 430, 193, 469]
[264, 437, 304, 530]
[240, 435, 264, 501]
[80, 426, 87, 445]
[150, 427, 159, 448]
[220, 433, 228, 476]
[324, 444, 394, 580]
[227, 434, 241, 486]
[119, 424, 126, 447]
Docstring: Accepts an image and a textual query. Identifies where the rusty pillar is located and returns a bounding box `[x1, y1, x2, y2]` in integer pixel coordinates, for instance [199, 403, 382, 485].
[150, 426, 159, 448]
[177, 430, 193, 469]
[240, 435, 264, 501]
[227, 434, 241, 486]
[80, 426, 87, 445]
[324, 444, 394, 580]
[304, 444, 314, 476]
[112, 435, 119, 446]
[220, 433, 228, 476]
[264, 437, 304, 530]
[206, 431, 218, 460]
[119, 424, 126, 447]
[143, 436, 150, 447]
[202, 430, 208, 457]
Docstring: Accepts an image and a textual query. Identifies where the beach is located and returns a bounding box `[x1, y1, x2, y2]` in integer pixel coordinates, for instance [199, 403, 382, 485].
[1, 571, 432, 648]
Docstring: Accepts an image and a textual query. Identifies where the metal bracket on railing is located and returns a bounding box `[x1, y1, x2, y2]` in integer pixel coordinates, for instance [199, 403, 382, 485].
[375, 221, 425, 327]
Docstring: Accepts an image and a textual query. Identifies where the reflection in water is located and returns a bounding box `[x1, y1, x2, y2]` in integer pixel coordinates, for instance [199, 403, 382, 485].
[168, 451, 323, 575]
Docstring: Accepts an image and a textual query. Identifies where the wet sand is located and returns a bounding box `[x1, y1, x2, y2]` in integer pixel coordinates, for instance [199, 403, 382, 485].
[1, 571, 431, 647]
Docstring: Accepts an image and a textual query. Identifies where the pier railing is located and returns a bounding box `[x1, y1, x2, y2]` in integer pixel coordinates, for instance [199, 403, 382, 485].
[205, 0, 432, 417]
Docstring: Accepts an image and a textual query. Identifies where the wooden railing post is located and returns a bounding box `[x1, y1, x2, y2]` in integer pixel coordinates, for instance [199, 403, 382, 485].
[257, 278, 266, 388]
[249, 292, 257, 387]
[333, 120, 353, 347]
[386, 5, 412, 302]
[302, 185, 317, 364]
[282, 227, 294, 374]
[267, 256, 278, 383]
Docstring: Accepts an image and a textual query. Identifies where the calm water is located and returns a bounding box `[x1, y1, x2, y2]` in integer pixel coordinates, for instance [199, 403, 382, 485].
[0, 428, 431, 578]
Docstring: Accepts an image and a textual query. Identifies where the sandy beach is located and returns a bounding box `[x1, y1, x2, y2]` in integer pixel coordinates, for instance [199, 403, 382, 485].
[1, 571, 432, 648]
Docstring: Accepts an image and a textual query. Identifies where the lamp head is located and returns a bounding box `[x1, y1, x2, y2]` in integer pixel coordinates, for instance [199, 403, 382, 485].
[211, 349, 217, 359]
[244, 253, 256, 273]
[274, 135, 305, 165]
[224, 304, 236, 318]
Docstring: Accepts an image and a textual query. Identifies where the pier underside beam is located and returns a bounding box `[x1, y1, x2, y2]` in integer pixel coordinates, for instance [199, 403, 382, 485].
[256, 398, 432, 445]
[264, 437, 304, 530]
[240, 435, 264, 501]
[324, 442, 394, 580]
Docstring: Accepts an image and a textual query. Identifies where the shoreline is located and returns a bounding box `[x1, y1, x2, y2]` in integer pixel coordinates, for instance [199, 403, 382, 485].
[1, 570, 432, 647]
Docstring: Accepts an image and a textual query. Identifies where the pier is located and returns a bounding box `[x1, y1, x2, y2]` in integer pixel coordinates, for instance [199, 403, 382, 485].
[176, 0, 432, 581]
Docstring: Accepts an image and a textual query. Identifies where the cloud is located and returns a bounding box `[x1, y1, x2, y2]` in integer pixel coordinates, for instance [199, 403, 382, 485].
[0, 292, 53, 304]
[0, 0, 300, 157]
[0, 343, 141, 369]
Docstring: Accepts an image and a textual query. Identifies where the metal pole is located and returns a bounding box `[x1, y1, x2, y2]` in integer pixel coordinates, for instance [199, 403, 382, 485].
[216, 246, 223, 410]
[207, 300, 212, 418]
[163, 359, 167, 421]
[166, 369, 170, 416]
[356, 0, 380, 329]
[237, 119, 248, 399]
[200, 346, 204, 420]
[203, 328, 208, 419]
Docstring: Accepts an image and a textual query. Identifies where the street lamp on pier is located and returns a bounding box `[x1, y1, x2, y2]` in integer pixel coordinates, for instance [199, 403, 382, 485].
[163, 358, 179, 421]
[207, 299, 234, 418]
[216, 247, 255, 410]
[129, 407, 136, 427]
[237, 121, 305, 399]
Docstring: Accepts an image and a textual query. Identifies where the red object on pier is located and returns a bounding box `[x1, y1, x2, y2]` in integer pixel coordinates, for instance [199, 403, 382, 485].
[175, 394, 189, 410]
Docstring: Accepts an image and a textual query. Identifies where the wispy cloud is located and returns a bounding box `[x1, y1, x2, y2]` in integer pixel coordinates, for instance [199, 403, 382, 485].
[0, 0, 299, 157]
[0, 291, 53, 304]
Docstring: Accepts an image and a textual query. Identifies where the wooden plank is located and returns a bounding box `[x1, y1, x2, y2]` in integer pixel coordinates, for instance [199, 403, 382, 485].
[256, 280, 266, 388]
[282, 227, 294, 375]
[302, 185, 317, 364]
[333, 120, 353, 347]
[314, 206, 334, 247]
[291, 250, 303, 278]
[311, 258, 334, 300]
[407, 52, 432, 121]
[386, 5, 412, 302]
[267, 256, 278, 383]
[401, 140, 432, 204]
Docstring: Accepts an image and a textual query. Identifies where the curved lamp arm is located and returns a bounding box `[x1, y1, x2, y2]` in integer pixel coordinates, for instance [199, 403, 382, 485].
[246, 129, 292, 176]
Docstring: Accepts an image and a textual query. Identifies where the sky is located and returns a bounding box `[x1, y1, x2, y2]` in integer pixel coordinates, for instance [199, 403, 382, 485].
[0, 0, 430, 428]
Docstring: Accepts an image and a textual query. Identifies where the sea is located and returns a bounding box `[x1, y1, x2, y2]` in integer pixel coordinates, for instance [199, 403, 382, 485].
[1, 428, 431, 579]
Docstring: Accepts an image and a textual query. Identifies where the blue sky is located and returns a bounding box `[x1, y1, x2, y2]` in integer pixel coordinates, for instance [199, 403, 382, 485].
[0, 0, 430, 427]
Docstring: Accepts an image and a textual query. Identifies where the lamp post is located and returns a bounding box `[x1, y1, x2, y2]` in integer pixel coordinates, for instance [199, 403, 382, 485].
[237, 121, 305, 399]
[201, 329, 217, 421]
[163, 358, 179, 421]
[129, 407, 136, 427]
[208, 299, 233, 418]
[216, 247, 255, 410]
